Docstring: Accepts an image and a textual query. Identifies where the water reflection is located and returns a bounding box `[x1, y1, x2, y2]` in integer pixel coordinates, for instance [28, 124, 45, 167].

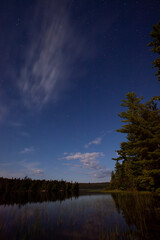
[0, 192, 159, 240]
[111, 193, 160, 240]
[0, 191, 78, 205]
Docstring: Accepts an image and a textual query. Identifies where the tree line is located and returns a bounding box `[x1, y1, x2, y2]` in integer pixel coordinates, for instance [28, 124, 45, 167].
[0, 177, 79, 194]
[110, 21, 160, 192]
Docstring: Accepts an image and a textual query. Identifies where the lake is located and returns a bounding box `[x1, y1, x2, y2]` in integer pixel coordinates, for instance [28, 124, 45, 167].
[0, 192, 160, 240]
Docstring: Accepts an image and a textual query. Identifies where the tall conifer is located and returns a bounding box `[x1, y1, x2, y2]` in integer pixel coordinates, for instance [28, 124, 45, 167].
[148, 21, 160, 81]
[111, 93, 160, 191]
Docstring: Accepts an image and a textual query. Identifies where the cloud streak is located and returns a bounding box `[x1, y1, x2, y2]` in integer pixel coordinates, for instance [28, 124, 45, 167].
[20, 147, 34, 154]
[0, 160, 44, 178]
[18, 160, 44, 176]
[63, 152, 111, 179]
[18, 0, 86, 109]
[93, 169, 111, 179]
[64, 152, 104, 170]
[84, 137, 102, 148]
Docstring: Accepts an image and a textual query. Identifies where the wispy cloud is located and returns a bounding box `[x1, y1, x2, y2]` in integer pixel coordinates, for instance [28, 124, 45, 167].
[0, 169, 24, 179]
[63, 152, 110, 180]
[84, 137, 102, 148]
[63, 152, 68, 156]
[64, 152, 104, 170]
[0, 160, 44, 178]
[93, 168, 111, 179]
[32, 169, 44, 175]
[20, 147, 34, 154]
[62, 162, 73, 166]
[64, 152, 101, 169]
[19, 160, 44, 176]
[0, 162, 11, 167]
[18, 0, 87, 109]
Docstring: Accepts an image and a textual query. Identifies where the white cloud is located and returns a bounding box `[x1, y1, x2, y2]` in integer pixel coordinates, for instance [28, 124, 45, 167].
[33, 169, 44, 174]
[84, 137, 102, 148]
[63, 151, 111, 180]
[20, 147, 34, 154]
[93, 168, 111, 179]
[0, 160, 44, 178]
[18, 0, 86, 109]
[64, 152, 104, 161]
[19, 160, 44, 176]
[0, 169, 24, 179]
[63, 152, 104, 170]
[63, 152, 68, 156]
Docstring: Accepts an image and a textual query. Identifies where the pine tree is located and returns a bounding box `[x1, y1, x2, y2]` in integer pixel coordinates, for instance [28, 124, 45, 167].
[148, 21, 160, 81]
[112, 92, 160, 191]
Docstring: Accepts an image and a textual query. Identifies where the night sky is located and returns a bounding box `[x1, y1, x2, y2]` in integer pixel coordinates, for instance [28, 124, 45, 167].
[0, 0, 160, 182]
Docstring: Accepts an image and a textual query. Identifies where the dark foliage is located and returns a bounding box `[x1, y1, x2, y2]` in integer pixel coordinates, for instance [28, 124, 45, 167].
[79, 182, 109, 190]
[111, 93, 160, 191]
[0, 177, 79, 194]
[148, 21, 160, 81]
[111, 22, 160, 192]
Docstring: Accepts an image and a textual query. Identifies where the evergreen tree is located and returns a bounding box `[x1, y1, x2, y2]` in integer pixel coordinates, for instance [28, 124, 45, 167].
[111, 92, 160, 191]
[148, 21, 160, 81]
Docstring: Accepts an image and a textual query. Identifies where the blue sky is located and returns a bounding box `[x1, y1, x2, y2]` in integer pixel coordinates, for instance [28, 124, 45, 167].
[0, 0, 160, 182]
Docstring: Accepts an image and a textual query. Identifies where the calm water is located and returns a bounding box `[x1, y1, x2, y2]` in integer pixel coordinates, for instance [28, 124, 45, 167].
[0, 192, 160, 240]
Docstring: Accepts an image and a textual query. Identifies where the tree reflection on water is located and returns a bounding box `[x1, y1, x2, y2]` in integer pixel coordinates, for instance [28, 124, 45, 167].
[0, 192, 160, 240]
[111, 192, 160, 240]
